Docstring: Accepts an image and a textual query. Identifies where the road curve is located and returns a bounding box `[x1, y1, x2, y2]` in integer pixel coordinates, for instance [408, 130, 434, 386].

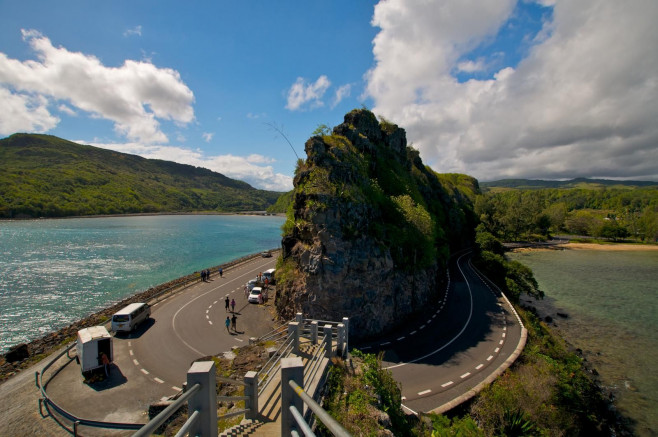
[356, 251, 525, 414]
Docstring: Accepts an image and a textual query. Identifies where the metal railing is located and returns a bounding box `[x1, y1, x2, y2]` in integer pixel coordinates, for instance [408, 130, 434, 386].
[36, 342, 144, 435]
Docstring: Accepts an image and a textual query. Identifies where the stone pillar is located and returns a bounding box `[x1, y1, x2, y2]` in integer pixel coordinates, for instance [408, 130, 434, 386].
[288, 321, 300, 354]
[310, 321, 318, 345]
[295, 312, 303, 323]
[323, 324, 333, 357]
[342, 317, 349, 357]
[281, 357, 304, 437]
[244, 371, 258, 420]
[187, 361, 217, 437]
[337, 323, 345, 357]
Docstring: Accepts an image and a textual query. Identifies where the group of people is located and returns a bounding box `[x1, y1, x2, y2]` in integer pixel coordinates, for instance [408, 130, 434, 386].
[200, 267, 223, 282]
[224, 295, 238, 332]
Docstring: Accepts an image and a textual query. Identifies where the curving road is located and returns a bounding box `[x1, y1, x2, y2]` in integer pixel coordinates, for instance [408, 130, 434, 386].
[43, 250, 523, 427]
[357, 251, 524, 414]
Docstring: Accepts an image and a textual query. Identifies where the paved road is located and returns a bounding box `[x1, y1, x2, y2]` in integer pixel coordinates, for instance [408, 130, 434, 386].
[45, 254, 278, 429]
[356, 251, 524, 414]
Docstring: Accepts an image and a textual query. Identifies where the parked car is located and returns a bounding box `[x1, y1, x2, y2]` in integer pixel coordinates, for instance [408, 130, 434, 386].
[246, 279, 258, 291]
[261, 251, 272, 258]
[248, 286, 264, 303]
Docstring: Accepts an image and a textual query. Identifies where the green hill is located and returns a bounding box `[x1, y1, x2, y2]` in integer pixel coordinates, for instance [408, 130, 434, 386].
[0, 133, 282, 218]
[481, 177, 658, 191]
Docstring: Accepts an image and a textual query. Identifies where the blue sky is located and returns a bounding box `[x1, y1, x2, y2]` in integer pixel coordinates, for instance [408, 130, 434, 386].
[1, 1, 657, 190]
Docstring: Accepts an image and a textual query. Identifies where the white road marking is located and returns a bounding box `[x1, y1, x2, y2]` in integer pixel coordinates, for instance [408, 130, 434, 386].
[133, 359, 139, 366]
[154, 377, 164, 384]
[206, 309, 209, 314]
[172, 386, 182, 392]
[418, 389, 432, 396]
[495, 347, 500, 353]
[128, 341, 132, 347]
[213, 300, 217, 304]
[208, 321, 213, 325]
[410, 330, 417, 335]
[503, 326, 507, 331]
[381, 341, 390, 346]
[476, 364, 484, 370]
[502, 332, 506, 338]
[487, 355, 494, 361]
[441, 381, 454, 387]
[460, 372, 471, 379]
[234, 338, 244, 342]
[499, 340, 504, 345]
[141, 369, 149, 375]
[419, 325, 426, 330]
[129, 350, 134, 356]
[397, 337, 405, 341]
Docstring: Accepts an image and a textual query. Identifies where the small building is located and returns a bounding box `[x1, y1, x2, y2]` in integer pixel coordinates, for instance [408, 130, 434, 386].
[76, 326, 113, 374]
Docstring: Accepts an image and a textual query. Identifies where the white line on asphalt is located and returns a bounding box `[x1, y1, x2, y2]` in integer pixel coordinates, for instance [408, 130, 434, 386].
[502, 332, 506, 338]
[441, 381, 454, 387]
[419, 325, 426, 330]
[141, 369, 149, 375]
[128, 341, 132, 347]
[410, 330, 417, 335]
[418, 389, 432, 396]
[487, 355, 493, 361]
[234, 338, 244, 342]
[476, 364, 484, 370]
[381, 341, 390, 346]
[133, 359, 139, 366]
[432, 314, 436, 319]
[172, 386, 182, 392]
[206, 315, 210, 320]
[213, 300, 217, 305]
[495, 347, 500, 353]
[460, 372, 471, 379]
[499, 340, 504, 345]
[154, 377, 164, 384]
[206, 309, 209, 314]
[397, 337, 405, 341]
[503, 326, 507, 330]
[209, 321, 213, 325]
[129, 350, 133, 356]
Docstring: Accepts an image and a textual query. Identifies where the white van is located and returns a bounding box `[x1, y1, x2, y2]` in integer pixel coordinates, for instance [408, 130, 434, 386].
[111, 303, 150, 333]
[76, 326, 113, 373]
[262, 268, 276, 285]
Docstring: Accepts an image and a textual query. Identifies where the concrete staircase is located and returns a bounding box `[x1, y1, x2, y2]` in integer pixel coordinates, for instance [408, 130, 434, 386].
[219, 341, 331, 437]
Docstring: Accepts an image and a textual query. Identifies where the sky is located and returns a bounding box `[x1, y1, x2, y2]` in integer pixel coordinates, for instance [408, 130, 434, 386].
[1, 1, 657, 192]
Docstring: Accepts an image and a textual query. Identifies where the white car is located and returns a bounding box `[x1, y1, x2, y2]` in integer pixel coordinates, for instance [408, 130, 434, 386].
[246, 279, 258, 291]
[248, 287, 264, 303]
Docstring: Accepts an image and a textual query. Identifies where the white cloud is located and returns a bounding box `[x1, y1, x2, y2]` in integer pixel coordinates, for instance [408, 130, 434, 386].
[57, 104, 77, 116]
[124, 25, 142, 37]
[84, 141, 293, 191]
[0, 29, 195, 143]
[0, 86, 59, 133]
[286, 75, 331, 111]
[202, 132, 214, 142]
[331, 84, 352, 109]
[456, 59, 485, 73]
[366, 0, 658, 181]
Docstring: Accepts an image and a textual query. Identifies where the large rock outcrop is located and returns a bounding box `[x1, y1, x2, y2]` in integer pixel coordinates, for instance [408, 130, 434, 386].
[275, 109, 477, 340]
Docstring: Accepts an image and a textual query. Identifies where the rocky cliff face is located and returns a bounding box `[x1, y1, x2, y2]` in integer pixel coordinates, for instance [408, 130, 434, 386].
[275, 109, 476, 340]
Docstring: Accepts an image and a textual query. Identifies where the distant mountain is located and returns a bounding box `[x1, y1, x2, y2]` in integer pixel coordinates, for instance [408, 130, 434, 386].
[480, 177, 658, 190]
[0, 133, 282, 218]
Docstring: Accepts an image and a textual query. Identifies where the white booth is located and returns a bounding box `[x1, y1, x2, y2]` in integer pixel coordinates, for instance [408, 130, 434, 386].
[76, 326, 113, 374]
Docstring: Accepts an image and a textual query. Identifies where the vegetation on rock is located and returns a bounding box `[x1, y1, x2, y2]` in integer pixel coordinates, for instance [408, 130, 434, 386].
[0, 133, 282, 218]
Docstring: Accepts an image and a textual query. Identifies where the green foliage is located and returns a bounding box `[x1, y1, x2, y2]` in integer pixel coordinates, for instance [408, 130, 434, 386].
[476, 182, 658, 242]
[321, 350, 411, 436]
[267, 190, 293, 213]
[312, 124, 332, 136]
[0, 134, 282, 218]
[426, 414, 484, 436]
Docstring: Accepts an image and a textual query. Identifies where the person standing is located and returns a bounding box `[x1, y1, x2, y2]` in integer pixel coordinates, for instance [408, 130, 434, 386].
[231, 298, 236, 313]
[225, 295, 230, 312]
[231, 314, 237, 332]
[100, 352, 110, 377]
[219, 268, 223, 278]
[225, 316, 230, 333]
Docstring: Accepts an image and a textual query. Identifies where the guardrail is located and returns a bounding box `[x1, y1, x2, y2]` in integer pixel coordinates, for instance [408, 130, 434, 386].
[35, 342, 144, 436]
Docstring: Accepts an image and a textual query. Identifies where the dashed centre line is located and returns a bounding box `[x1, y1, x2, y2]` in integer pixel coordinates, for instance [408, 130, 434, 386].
[441, 381, 454, 388]
[418, 389, 432, 396]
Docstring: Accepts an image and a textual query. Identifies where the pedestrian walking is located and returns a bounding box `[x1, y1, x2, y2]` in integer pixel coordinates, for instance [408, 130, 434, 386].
[244, 285, 248, 298]
[264, 277, 269, 289]
[225, 295, 230, 312]
[231, 314, 237, 331]
[231, 298, 236, 313]
[225, 316, 230, 333]
[219, 268, 223, 278]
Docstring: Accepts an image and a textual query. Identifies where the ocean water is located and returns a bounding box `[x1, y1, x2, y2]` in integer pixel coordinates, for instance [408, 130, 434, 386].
[0, 215, 284, 353]
[507, 249, 658, 436]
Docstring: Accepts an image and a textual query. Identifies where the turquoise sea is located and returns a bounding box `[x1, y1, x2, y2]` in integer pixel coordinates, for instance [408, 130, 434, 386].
[507, 248, 658, 436]
[0, 215, 284, 354]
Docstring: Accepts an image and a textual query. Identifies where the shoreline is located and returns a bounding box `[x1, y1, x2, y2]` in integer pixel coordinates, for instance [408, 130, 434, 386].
[0, 211, 285, 222]
[0, 250, 277, 383]
[513, 241, 658, 252]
